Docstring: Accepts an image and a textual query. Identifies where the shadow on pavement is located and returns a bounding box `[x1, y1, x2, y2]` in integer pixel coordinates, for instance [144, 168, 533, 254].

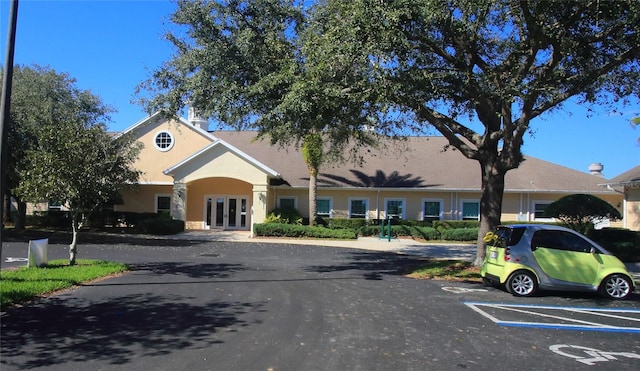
[0, 293, 263, 369]
[304, 250, 430, 279]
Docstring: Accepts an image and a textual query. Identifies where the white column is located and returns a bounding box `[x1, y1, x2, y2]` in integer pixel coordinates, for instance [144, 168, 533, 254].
[251, 184, 268, 235]
[172, 182, 187, 221]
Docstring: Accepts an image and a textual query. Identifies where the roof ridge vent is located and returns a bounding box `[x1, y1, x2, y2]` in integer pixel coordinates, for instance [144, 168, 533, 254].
[589, 162, 604, 177]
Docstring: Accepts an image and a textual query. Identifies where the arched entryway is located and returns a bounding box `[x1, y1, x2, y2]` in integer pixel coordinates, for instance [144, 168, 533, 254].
[186, 177, 253, 230]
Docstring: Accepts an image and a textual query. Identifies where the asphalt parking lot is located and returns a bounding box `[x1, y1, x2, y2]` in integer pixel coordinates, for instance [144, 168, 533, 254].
[2, 235, 640, 370]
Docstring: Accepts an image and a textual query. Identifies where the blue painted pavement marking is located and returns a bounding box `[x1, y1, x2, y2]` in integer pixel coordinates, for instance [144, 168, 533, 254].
[463, 301, 640, 333]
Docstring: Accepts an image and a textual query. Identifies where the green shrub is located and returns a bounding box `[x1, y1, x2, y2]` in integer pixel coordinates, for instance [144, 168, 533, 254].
[588, 228, 640, 262]
[439, 227, 479, 241]
[254, 223, 357, 239]
[138, 219, 184, 235]
[432, 220, 479, 230]
[31, 211, 70, 229]
[359, 225, 381, 237]
[393, 219, 434, 227]
[325, 218, 373, 230]
[409, 227, 440, 240]
[264, 207, 303, 225]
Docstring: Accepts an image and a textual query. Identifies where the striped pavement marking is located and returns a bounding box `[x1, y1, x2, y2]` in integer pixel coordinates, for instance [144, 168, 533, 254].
[464, 301, 640, 333]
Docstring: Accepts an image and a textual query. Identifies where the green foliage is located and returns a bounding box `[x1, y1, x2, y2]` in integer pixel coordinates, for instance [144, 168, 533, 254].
[265, 207, 303, 225]
[439, 228, 479, 242]
[254, 223, 357, 239]
[432, 221, 479, 230]
[324, 218, 374, 230]
[544, 194, 622, 235]
[6, 65, 143, 263]
[302, 133, 324, 175]
[138, 0, 378, 160]
[137, 217, 185, 235]
[140, 0, 640, 263]
[589, 228, 640, 263]
[0, 259, 128, 310]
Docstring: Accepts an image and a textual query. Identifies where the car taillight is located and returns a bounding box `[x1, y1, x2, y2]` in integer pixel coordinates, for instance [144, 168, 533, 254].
[504, 247, 511, 262]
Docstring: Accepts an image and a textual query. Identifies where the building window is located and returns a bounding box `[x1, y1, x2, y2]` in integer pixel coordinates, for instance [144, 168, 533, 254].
[349, 198, 369, 219]
[533, 201, 552, 221]
[154, 130, 174, 152]
[317, 197, 332, 218]
[385, 198, 405, 219]
[461, 200, 480, 220]
[156, 195, 171, 214]
[48, 200, 62, 211]
[423, 199, 442, 221]
[278, 197, 296, 210]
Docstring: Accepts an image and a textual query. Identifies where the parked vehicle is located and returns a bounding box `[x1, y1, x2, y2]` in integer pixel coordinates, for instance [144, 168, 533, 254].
[481, 224, 635, 299]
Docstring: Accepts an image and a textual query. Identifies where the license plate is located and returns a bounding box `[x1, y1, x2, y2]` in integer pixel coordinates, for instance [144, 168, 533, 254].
[490, 250, 498, 260]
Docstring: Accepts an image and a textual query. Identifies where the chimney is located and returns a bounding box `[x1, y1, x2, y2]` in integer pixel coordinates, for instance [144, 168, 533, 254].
[188, 105, 209, 131]
[588, 162, 604, 177]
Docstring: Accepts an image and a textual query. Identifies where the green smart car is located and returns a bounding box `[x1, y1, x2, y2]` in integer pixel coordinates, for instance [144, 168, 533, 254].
[481, 224, 636, 299]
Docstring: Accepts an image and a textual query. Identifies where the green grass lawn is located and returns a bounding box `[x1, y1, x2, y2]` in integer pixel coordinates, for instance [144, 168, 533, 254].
[0, 259, 128, 311]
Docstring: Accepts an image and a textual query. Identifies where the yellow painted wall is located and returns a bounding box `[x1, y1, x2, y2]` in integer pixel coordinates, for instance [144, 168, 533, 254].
[626, 188, 640, 231]
[170, 144, 271, 185]
[118, 185, 173, 213]
[133, 118, 212, 184]
[269, 188, 624, 226]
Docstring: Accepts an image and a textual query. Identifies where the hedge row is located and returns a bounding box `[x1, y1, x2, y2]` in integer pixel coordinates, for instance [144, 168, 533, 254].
[254, 223, 479, 241]
[254, 223, 357, 239]
[320, 218, 480, 230]
[589, 228, 640, 262]
[27, 211, 185, 235]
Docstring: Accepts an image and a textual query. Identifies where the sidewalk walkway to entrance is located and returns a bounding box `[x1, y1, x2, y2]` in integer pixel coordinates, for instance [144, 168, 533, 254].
[172, 230, 479, 261]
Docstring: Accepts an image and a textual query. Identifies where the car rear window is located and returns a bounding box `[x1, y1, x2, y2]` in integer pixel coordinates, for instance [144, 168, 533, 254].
[496, 226, 525, 246]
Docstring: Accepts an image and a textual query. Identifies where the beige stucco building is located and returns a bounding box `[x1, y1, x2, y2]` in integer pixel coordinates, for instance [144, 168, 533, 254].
[603, 166, 640, 231]
[115, 112, 630, 232]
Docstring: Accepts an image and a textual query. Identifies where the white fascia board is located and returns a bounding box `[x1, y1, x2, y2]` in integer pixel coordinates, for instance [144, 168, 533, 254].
[175, 116, 217, 141]
[163, 139, 281, 178]
[136, 181, 175, 185]
[120, 112, 163, 136]
[118, 112, 216, 142]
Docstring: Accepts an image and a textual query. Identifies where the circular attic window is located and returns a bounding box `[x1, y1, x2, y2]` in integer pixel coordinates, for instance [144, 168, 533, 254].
[154, 130, 174, 152]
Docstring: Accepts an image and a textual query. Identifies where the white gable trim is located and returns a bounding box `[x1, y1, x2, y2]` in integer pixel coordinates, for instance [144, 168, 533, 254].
[120, 112, 216, 142]
[163, 138, 281, 178]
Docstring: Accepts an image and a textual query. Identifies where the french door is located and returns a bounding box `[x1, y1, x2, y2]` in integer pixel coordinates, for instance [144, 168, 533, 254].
[205, 195, 248, 230]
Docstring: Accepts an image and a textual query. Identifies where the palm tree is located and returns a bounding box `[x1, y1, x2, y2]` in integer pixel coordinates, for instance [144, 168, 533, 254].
[302, 133, 324, 227]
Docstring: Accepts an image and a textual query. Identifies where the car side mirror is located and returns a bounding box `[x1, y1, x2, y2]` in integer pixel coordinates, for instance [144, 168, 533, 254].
[590, 247, 597, 254]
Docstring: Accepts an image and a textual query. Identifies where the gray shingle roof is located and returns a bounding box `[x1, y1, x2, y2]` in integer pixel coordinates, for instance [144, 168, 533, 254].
[213, 131, 614, 193]
[607, 165, 640, 186]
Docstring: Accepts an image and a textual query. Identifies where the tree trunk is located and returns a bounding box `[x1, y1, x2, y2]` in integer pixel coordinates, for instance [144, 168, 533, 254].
[2, 194, 9, 225]
[16, 200, 26, 231]
[69, 214, 80, 266]
[309, 170, 317, 226]
[474, 159, 506, 266]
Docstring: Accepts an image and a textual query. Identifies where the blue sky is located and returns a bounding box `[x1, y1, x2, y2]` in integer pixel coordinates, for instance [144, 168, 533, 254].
[1, 0, 638, 178]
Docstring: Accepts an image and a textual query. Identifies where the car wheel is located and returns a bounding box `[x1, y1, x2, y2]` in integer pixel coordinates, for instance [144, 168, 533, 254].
[506, 271, 537, 297]
[482, 277, 495, 287]
[600, 274, 632, 300]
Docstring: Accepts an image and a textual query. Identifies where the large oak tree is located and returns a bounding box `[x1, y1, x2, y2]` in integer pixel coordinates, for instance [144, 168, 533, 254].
[142, 0, 639, 264]
[312, 0, 639, 264]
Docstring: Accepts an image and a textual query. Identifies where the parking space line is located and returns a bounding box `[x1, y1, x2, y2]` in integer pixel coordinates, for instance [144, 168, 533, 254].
[464, 301, 640, 333]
